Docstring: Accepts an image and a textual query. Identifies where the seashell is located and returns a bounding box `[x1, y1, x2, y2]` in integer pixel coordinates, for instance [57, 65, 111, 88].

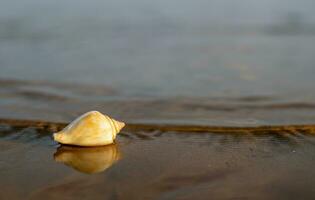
[54, 144, 120, 174]
[53, 111, 125, 146]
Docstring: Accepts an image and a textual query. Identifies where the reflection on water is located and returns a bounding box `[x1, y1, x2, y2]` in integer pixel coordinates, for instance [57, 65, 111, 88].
[1, 0, 315, 198]
[54, 144, 121, 174]
[2, 124, 315, 199]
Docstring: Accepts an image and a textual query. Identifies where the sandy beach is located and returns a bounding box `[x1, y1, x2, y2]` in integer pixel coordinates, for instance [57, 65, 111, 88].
[1, 0, 315, 199]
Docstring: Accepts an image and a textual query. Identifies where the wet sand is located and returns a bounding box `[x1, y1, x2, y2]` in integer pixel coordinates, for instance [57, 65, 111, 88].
[1, 121, 315, 200]
[1, 1, 315, 199]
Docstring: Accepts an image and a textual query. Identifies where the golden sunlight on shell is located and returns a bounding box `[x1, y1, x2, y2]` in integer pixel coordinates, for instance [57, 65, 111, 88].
[54, 144, 120, 174]
[53, 111, 125, 146]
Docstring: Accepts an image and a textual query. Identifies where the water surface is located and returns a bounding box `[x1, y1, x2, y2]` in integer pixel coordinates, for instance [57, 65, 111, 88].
[1, 1, 315, 199]
[1, 0, 315, 125]
[1, 124, 315, 200]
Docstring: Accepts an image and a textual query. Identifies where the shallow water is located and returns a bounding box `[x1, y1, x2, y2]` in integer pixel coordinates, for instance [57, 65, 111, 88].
[1, 124, 315, 200]
[1, 0, 315, 125]
[1, 1, 315, 199]
[1, 79, 315, 126]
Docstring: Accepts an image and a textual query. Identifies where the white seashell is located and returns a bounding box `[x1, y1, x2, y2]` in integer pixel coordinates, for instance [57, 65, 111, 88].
[53, 111, 125, 146]
[54, 144, 120, 174]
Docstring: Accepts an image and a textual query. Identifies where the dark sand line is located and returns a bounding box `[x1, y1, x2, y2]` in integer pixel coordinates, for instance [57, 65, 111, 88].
[1, 118, 315, 135]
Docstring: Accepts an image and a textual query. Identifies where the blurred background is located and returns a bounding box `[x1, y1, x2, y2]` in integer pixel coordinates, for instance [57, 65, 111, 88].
[0, 0, 315, 125]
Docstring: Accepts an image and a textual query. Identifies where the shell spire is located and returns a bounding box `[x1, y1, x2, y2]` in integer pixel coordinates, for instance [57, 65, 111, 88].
[53, 111, 125, 146]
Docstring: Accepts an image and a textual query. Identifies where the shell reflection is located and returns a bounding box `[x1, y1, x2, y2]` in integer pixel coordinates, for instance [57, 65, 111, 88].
[54, 144, 121, 174]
